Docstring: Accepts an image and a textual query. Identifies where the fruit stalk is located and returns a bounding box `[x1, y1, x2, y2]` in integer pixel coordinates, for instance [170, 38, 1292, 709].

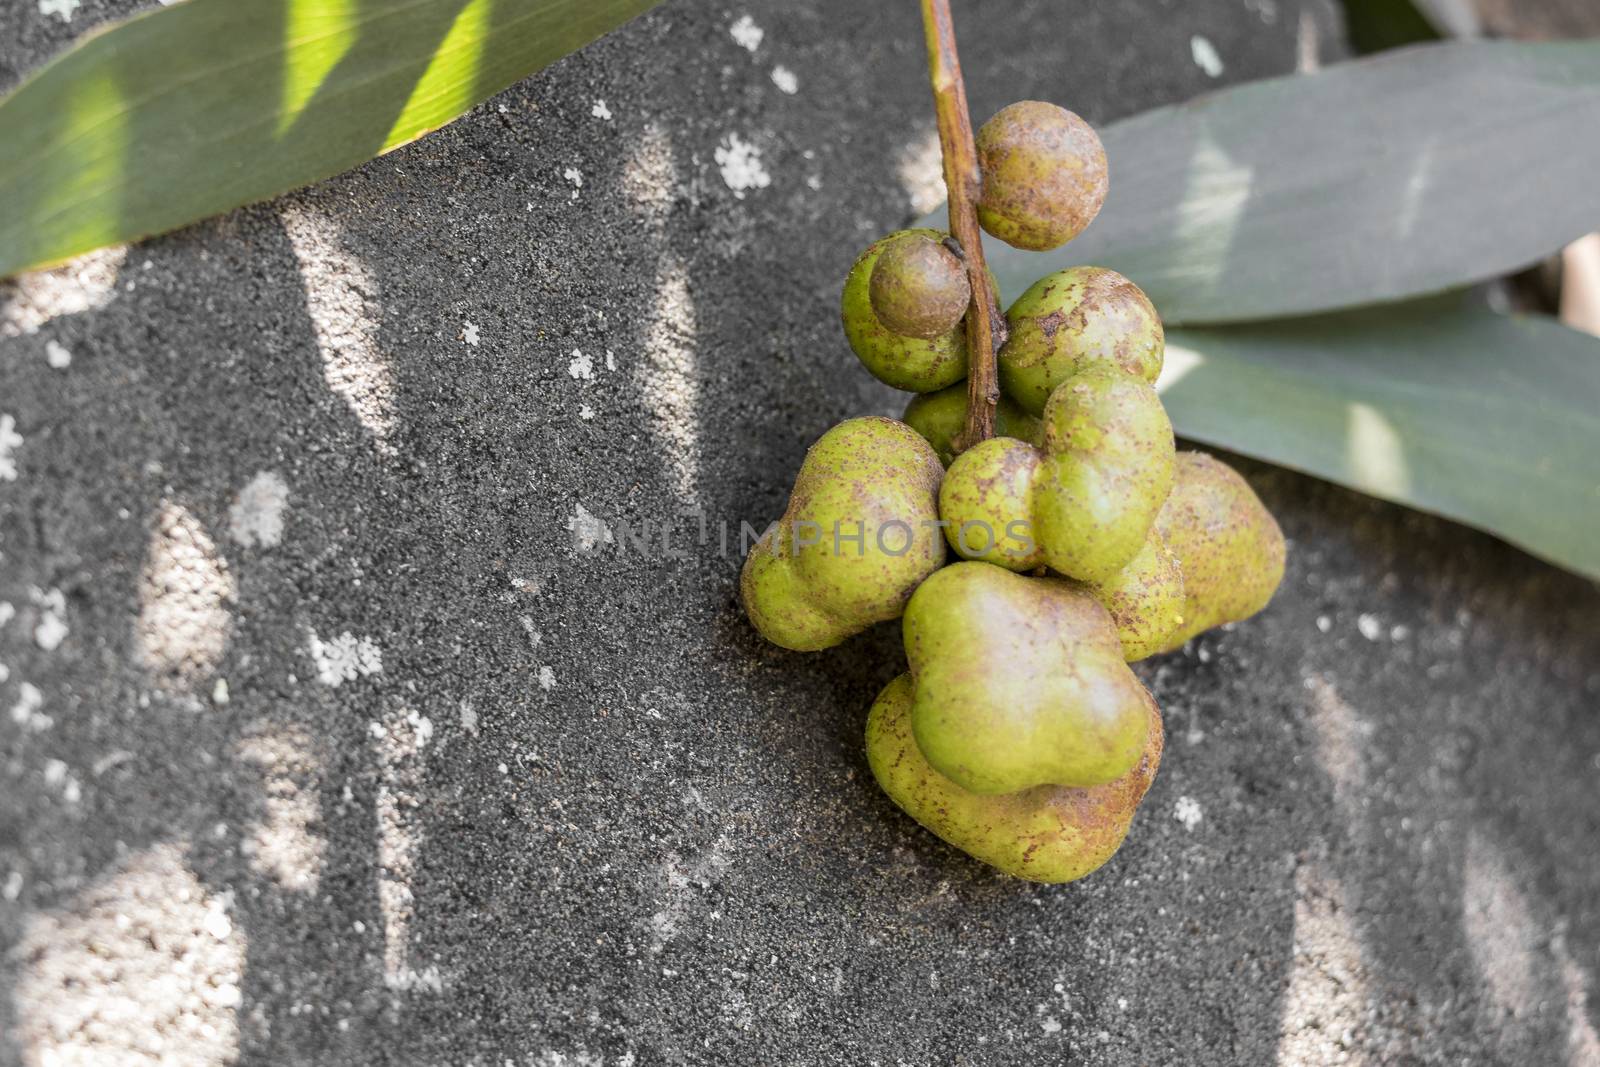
[919, 0, 1005, 452]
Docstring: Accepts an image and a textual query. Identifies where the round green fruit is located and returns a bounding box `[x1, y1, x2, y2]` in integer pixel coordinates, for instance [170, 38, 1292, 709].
[741, 418, 947, 651]
[975, 101, 1108, 252]
[937, 438, 1045, 571]
[1082, 530, 1186, 662]
[903, 562, 1151, 794]
[842, 229, 968, 392]
[867, 672, 1164, 883]
[1034, 364, 1176, 583]
[868, 232, 971, 340]
[902, 384, 1042, 466]
[1000, 267, 1165, 417]
[1153, 452, 1287, 651]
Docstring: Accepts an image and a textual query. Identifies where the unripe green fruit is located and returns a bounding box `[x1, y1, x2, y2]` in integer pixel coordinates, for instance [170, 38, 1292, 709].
[868, 233, 971, 340]
[975, 101, 1108, 252]
[902, 384, 1041, 466]
[1000, 267, 1165, 417]
[842, 229, 967, 392]
[937, 438, 1045, 571]
[1081, 530, 1186, 662]
[1154, 452, 1287, 651]
[741, 418, 947, 651]
[903, 562, 1151, 793]
[867, 672, 1163, 883]
[1034, 364, 1176, 582]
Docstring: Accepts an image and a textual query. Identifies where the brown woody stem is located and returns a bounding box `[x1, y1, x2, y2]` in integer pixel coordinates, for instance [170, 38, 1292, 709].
[920, 0, 1004, 453]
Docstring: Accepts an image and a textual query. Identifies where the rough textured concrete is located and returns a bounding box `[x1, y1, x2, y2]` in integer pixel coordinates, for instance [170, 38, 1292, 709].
[2, 1, 1599, 1064]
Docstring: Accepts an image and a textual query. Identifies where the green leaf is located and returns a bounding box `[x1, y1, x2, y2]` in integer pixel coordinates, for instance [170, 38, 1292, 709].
[924, 41, 1600, 325]
[1160, 299, 1600, 580]
[0, 0, 659, 279]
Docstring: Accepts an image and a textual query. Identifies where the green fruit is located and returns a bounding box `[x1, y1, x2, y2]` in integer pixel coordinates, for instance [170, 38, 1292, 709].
[867, 672, 1163, 883]
[902, 384, 1042, 466]
[842, 229, 968, 392]
[1082, 530, 1186, 662]
[868, 232, 971, 340]
[1154, 452, 1287, 651]
[937, 438, 1044, 571]
[1034, 364, 1176, 582]
[903, 562, 1150, 793]
[975, 101, 1108, 252]
[742, 418, 947, 651]
[1000, 267, 1165, 417]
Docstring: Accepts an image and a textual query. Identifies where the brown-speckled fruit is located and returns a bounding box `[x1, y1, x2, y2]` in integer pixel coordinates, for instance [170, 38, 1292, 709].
[1154, 452, 1287, 651]
[937, 438, 1045, 572]
[869, 232, 971, 340]
[842, 229, 968, 392]
[867, 672, 1164, 883]
[741, 418, 947, 651]
[902, 383, 1042, 466]
[904, 562, 1150, 794]
[999, 267, 1165, 417]
[1081, 530, 1186, 662]
[975, 101, 1108, 252]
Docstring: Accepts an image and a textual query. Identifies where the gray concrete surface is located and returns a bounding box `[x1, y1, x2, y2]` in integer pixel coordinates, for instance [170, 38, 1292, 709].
[2, 0, 1598, 1064]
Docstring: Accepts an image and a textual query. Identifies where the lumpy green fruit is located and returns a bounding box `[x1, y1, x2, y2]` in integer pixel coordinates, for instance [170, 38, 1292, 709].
[1154, 452, 1287, 651]
[902, 384, 1041, 466]
[1000, 267, 1165, 417]
[975, 101, 1108, 252]
[903, 562, 1150, 794]
[842, 229, 968, 392]
[867, 672, 1163, 883]
[1081, 530, 1186, 662]
[868, 232, 971, 340]
[1034, 364, 1176, 582]
[741, 418, 947, 651]
[937, 438, 1044, 571]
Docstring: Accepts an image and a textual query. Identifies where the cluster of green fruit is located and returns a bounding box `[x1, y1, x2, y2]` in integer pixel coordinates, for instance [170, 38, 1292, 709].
[742, 102, 1286, 884]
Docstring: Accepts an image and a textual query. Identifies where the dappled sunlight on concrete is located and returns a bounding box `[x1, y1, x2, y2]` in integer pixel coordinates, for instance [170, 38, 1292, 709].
[12, 843, 245, 1067]
[134, 500, 236, 687]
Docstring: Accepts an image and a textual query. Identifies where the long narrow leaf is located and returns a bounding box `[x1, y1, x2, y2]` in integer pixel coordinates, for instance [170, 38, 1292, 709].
[1160, 300, 1600, 580]
[0, 0, 660, 279]
[924, 41, 1600, 325]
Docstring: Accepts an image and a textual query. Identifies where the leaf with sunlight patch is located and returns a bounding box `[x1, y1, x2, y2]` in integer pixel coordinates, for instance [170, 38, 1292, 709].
[1160, 298, 1600, 580]
[0, 0, 660, 279]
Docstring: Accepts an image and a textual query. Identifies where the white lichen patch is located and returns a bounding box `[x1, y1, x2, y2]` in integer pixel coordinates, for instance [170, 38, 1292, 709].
[463, 321, 480, 346]
[1173, 795, 1204, 831]
[579, 404, 596, 421]
[44, 340, 72, 369]
[1357, 613, 1383, 641]
[537, 665, 556, 691]
[714, 134, 771, 197]
[592, 99, 613, 120]
[0, 414, 23, 481]
[2, 245, 125, 337]
[568, 503, 613, 555]
[13, 843, 245, 1067]
[37, 0, 79, 20]
[228, 470, 289, 548]
[234, 726, 326, 893]
[30, 587, 69, 652]
[280, 201, 397, 452]
[568, 349, 595, 380]
[728, 14, 763, 52]
[9, 682, 46, 730]
[307, 630, 382, 687]
[771, 66, 799, 94]
[563, 166, 584, 200]
[135, 502, 235, 684]
[1190, 34, 1225, 77]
